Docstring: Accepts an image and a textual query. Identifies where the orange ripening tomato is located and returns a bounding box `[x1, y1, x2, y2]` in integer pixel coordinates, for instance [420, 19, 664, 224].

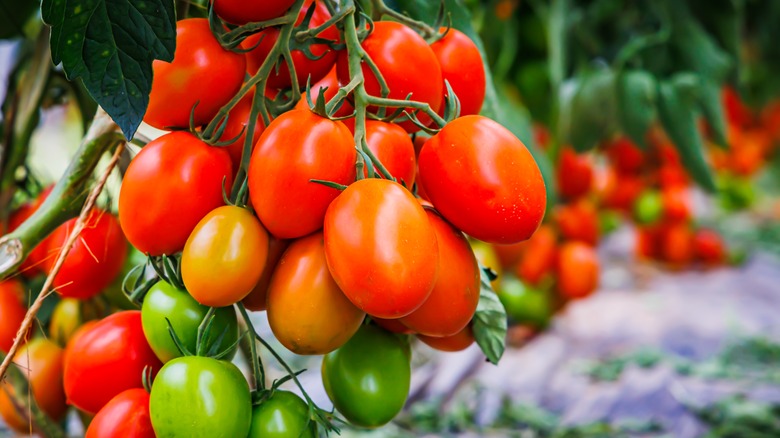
[600, 170, 646, 212]
[244, 0, 339, 89]
[45, 210, 127, 300]
[554, 199, 599, 246]
[693, 228, 726, 266]
[400, 210, 480, 337]
[0, 338, 67, 433]
[267, 232, 365, 355]
[731, 130, 770, 176]
[656, 163, 690, 190]
[212, 0, 297, 25]
[661, 187, 692, 223]
[0, 279, 28, 352]
[363, 120, 417, 187]
[324, 178, 439, 319]
[241, 237, 289, 312]
[337, 21, 442, 133]
[556, 147, 594, 201]
[418, 115, 547, 244]
[145, 18, 246, 129]
[556, 241, 599, 300]
[248, 109, 356, 239]
[605, 137, 644, 175]
[417, 324, 475, 352]
[430, 28, 486, 117]
[295, 65, 354, 118]
[373, 318, 414, 334]
[659, 222, 694, 267]
[514, 224, 557, 286]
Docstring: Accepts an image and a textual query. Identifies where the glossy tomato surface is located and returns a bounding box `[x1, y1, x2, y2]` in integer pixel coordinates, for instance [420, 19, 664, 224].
[248, 390, 316, 438]
[322, 324, 411, 428]
[86, 388, 154, 438]
[323, 178, 439, 319]
[556, 147, 594, 201]
[0, 279, 27, 352]
[430, 28, 486, 117]
[242, 236, 289, 311]
[141, 280, 238, 363]
[417, 324, 475, 352]
[145, 18, 246, 129]
[64, 311, 161, 414]
[212, 0, 297, 25]
[267, 232, 365, 355]
[45, 210, 127, 299]
[337, 21, 443, 132]
[150, 356, 251, 437]
[400, 210, 479, 337]
[248, 109, 355, 239]
[418, 115, 547, 244]
[363, 120, 416, 186]
[119, 131, 233, 256]
[182, 205, 269, 307]
[556, 241, 599, 299]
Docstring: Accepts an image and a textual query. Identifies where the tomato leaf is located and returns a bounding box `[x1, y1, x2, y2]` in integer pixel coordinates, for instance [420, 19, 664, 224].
[0, 0, 38, 39]
[697, 77, 729, 149]
[669, 2, 732, 83]
[472, 266, 507, 365]
[41, 0, 177, 139]
[566, 67, 618, 152]
[616, 70, 657, 150]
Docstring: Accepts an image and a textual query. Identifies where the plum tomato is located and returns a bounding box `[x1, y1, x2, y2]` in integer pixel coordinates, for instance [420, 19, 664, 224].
[248, 390, 316, 438]
[86, 388, 155, 438]
[556, 241, 599, 299]
[0, 279, 27, 352]
[417, 324, 475, 352]
[212, 0, 297, 25]
[430, 28, 486, 117]
[363, 120, 416, 187]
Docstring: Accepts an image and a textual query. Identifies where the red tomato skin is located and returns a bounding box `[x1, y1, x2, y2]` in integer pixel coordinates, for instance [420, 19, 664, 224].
[556, 242, 599, 300]
[364, 120, 416, 187]
[400, 210, 479, 337]
[336, 21, 443, 133]
[119, 131, 233, 256]
[418, 115, 547, 244]
[554, 199, 599, 246]
[430, 28, 486, 117]
[323, 179, 439, 319]
[212, 0, 297, 25]
[45, 210, 127, 300]
[418, 325, 475, 352]
[85, 388, 155, 438]
[145, 18, 246, 129]
[662, 187, 692, 223]
[373, 318, 414, 334]
[64, 311, 162, 414]
[248, 109, 356, 239]
[557, 147, 594, 201]
[693, 228, 726, 266]
[244, 0, 338, 89]
[606, 137, 644, 175]
[0, 280, 26, 352]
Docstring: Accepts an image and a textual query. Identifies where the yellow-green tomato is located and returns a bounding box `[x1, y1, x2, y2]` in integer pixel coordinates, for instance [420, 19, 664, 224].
[248, 390, 316, 438]
[49, 298, 86, 347]
[470, 239, 502, 288]
[182, 205, 269, 307]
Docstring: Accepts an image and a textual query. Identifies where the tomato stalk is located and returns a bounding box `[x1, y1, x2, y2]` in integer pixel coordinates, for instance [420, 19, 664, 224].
[368, 0, 436, 38]
[236, 302, 341, 434]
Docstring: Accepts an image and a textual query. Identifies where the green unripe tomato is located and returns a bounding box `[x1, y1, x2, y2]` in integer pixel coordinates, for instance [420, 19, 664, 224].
[141, 280, 238, 362]
[248, 390, 316, 438]
[150, 356, 251, 437]
[633, 190, 663, 225]
[497, 275, 552, 328]
[322, 324, 411, 428]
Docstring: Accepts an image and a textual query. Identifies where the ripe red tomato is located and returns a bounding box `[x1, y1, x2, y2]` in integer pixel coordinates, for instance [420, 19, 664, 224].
[514, 224, 557, 286]
[242, 236, 289, 311]
[400, 209, 479, 337]
[418, 115, 546, 244]
[373, 318, 414, 334]
[337, 21, 443, 132]
[44, 210, 127, 300]
[363, 120, 416, 186]
[659, 222, 694, 267]
[295, 66, 354, 118]
[554, 199, 599, 246]
[244, 0, 338, 89]
[119, 131, 233, 256]
[557, 147, 594, 201]
[662, 187, 692, 223]
[417, 324, 475, 352]
[248, 109, 355, 239]
[145, 18, 246, 129]
[605, 137, 644, 175]
[324, 178, 439, 319]
[693, 228, 726, 266]
[212, 0, 297, 25]
[0, 279, 27, 352]
[267, 232, 365, 355]
[0, 338, 67, 433]
[430, 28, 485, 117]
[64, 311, 161, 414]
[218, 90, 266, 170]
[556, 241, 599, 300]
[85, 388, 154, 438]
[182, 205, 269, 307]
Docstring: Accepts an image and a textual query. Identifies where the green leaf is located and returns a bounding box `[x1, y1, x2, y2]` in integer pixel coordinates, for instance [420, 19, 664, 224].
[697, 78, 729, 149]
[386, 0, 500, 118]
[41, 0, 176, 139]
[565, 67, 618, 152]
[669, 2, 732, 82]
[472, 266, 508, 365]
[657, 75, 717, 192]
[0, 0, 39, 39]
[616, 70, 657, 150]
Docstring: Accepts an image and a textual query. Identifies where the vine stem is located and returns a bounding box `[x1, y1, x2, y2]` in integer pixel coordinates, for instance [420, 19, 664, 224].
[369, 0, 436, 38]
[0, 141, 124, 382]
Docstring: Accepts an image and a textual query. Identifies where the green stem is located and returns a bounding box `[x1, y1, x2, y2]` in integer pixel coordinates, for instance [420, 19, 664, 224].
[237, 304, 266, 391]
[0, 110, 122, 278]
[369, 0, 436, 38]
[364, 95, 447, 127]
[0, 353, 66, 438]
[195, 307, 217, 355]
[294, 4, 352, 41]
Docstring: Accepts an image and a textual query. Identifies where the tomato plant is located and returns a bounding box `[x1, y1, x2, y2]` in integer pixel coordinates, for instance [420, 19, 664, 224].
[182, 205, 269, 307]
[267, 232, 365, 355]
[248, 390, 316, 438]
[119, 131, 233, 256]
[556, 241, 599, 300]
[149, 356, 252, 437]
[85, 388, 155, 438]
[430, 28, 486, 117]
[141, 280, 239, 362]
[0, 279, 27, 352]
[363, 120, 417, 186]
[323, 178, 439, 319]
[212, 0, 297, 25]
[64, 311, 161, 414]
[417, 324, 475, 352]
[322, 324, 411, 428]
